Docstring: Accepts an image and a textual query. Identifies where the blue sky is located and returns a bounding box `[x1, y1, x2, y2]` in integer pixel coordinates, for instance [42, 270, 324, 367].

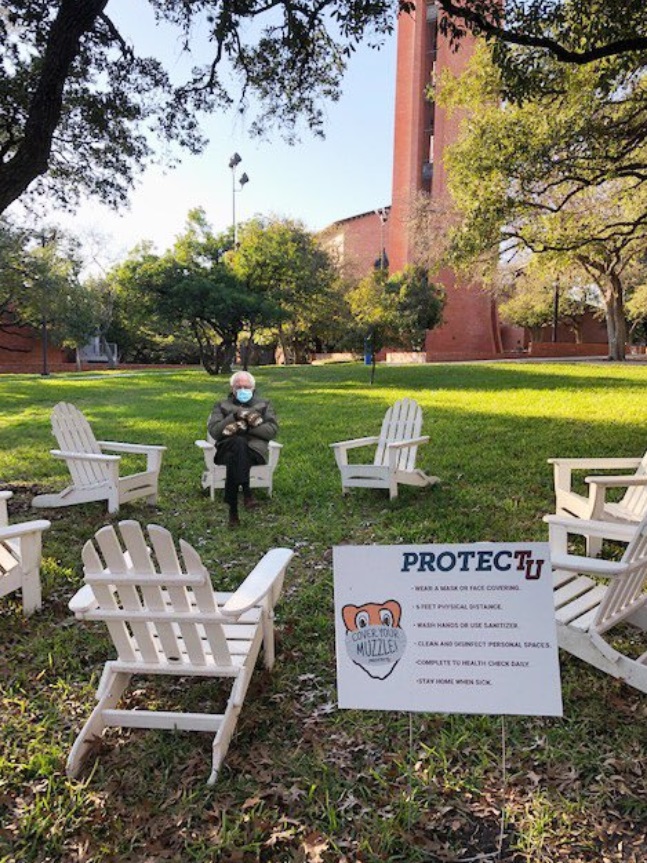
[51, 1, 398, 267]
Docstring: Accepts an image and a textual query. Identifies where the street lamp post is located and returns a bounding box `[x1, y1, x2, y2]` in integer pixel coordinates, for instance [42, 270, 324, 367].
[39, 230, 51, 377]
[365, 207, 390, 383]
[375, 207, 388, 270]
[229, 152, 249, 247]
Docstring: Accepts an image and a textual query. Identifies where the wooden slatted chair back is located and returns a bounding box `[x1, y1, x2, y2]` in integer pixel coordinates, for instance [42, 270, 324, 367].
[51, 402, 109, 489]
[621, 452, 647, 519]
[374, 398, 423, 472]
[593, 513, 647, 634]
[82, 521, 231, 668]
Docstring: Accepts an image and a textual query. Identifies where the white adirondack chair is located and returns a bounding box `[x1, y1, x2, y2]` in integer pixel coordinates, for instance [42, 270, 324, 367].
[195, 434, 282, 500]
[66, 520, 293, 785]
[0, 491, 50, 615]
[548, 450, 647, 555]
[330, 397, 439, 500]
[544, 511, 647, 693]
[32, 402, 166, 514]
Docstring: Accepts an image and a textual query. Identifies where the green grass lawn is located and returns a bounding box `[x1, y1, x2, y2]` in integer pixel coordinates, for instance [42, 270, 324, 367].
[1, 362, 646, 863]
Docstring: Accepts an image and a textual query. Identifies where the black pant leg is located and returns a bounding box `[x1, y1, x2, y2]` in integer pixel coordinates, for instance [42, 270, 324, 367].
[214, 437, 264, 505]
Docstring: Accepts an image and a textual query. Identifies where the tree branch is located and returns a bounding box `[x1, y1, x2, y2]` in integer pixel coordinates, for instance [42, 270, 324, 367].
[98, 11, 133, 59]
[436, 1, 647, 64]
[0, 0, 109, 213]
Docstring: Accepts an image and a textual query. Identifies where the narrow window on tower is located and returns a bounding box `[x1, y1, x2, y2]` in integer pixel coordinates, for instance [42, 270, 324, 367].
[423, 3, 438, 191]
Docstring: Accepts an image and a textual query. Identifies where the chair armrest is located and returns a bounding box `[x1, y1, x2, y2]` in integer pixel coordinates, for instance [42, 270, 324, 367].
[51, 449, 121, 463]
[586, 474, 647, 488]
[330, 436, 380, 451]
[0, 519, 51, 541]
[386, 436, 430, 450]
[195, 439, 215, 452]
[268, 441, 283, 450]
[548, 457, 641, 469]
[0, 490, 13, 501]
[543, 514, 637, 542]
[98, 441, 167, 455]
[69, 583, 99, 615]
[550, 553, 627, 577]
[221, 548, 294, 617]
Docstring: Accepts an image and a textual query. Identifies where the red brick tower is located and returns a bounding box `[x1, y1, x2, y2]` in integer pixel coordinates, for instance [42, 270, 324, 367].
[390, 3, 504, 358]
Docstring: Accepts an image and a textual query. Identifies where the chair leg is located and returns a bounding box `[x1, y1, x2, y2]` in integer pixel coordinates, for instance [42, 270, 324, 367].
[586, 534, 603, 557]
[21, 566, 42, 615]
[19, 533, 43, 615]
[208, 670, 251, 786]
[262, 609, 276, 671]
[66, 670, 131, 778]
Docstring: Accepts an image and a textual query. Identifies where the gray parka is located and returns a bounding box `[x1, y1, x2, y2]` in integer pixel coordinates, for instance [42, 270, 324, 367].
[207, 391, 278, 463]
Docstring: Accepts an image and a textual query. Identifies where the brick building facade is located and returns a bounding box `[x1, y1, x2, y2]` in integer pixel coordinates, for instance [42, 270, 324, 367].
[324, 3, 519, 360]
[392, 3, 513, 358]
[0, 320, 68, 374]
[321, 208, 390, 284]
[325, 3, 607, 360]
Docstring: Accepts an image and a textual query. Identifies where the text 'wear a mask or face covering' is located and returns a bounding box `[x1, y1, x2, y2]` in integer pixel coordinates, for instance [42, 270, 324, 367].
[236, 388, 253, 404]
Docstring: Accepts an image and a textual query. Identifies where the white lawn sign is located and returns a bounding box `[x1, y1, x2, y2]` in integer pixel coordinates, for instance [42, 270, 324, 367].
[334, 543, 562, 717]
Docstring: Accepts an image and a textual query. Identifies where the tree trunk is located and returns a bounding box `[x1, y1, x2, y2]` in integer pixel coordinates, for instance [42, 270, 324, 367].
[220, 341, 236, 375]
[577, 255, 627, 361]
[0, 0, 109, 214]
[199, 344, 218, 375]
[603, 273, 627, 361]
[192, 323, 218, 374]
[101, 337, 117, 369]
[243, 326, 260, 370]
[277, 326, 292, 365]
[566, 319, 583, 343]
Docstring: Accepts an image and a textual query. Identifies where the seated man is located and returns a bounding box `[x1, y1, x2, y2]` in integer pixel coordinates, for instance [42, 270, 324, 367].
[208, 371, 279, 527]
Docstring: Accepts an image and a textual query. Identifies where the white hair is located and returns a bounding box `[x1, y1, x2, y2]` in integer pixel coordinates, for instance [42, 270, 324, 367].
[230, 370, 255, 389]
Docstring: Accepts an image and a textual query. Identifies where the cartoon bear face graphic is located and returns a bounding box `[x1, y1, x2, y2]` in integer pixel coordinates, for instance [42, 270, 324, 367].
[342, 600, 407, 680]
[342, 601, 402, 632]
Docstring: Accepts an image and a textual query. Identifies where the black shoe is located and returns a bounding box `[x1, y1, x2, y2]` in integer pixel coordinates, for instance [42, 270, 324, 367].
[243, 496, 260, 510]
[228, 512, 240, 528]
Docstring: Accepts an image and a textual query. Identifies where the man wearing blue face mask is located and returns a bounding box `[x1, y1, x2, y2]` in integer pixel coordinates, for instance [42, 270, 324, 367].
[208, 371, 279, 527]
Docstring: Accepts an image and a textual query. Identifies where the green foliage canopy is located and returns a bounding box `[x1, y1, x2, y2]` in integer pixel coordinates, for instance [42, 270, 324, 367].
[232, 217, 340, 363]
[435, 1, 647, 99]
[437, 45, 647, 359]
[108, 210, 269, 374]
[0, 220, 101, 358]
[348, 265, 444, 359]
[498, 266, 604, 344]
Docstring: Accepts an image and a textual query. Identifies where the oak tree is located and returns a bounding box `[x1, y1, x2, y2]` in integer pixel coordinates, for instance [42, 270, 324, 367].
[107, 210, 269, 374]
[0, 1, 407, 215]
[348, 265, 444, 379]
[433, 45, 647, 359]
[231, 216, 340, 364]
[435, 1, 647, 95]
